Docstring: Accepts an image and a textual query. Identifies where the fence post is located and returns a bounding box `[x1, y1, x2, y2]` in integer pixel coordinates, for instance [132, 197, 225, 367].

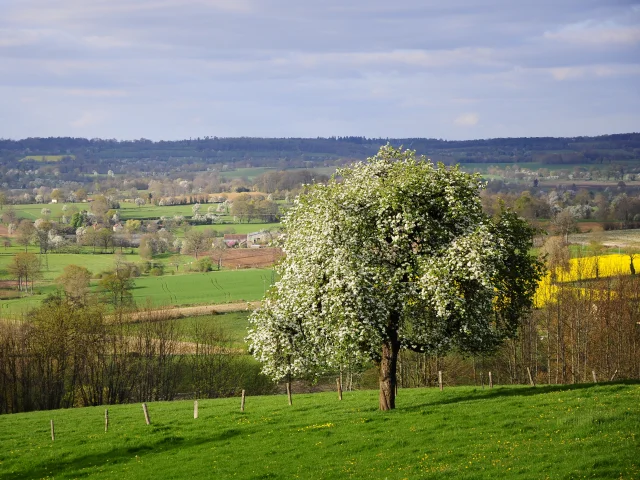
[241, 390, 246, 412]
[50, 420, 55, 441]
[142, 403, 151, 425]
[194, 400, 198, 419]
[438, 371, 443, 391]
[488, 371, 493, 389]
[105, 409, 109, 432]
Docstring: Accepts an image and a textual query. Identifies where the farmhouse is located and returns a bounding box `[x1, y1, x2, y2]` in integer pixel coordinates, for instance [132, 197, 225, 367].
[247, 231, 271, 247]
[224, 233, 247, 248]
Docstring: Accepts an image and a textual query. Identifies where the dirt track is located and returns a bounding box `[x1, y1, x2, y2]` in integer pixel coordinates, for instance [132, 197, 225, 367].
[127, 301, 261, 321]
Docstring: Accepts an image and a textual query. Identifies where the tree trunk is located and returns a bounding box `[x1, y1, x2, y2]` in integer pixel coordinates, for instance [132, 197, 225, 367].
[379, 334, 400, 411]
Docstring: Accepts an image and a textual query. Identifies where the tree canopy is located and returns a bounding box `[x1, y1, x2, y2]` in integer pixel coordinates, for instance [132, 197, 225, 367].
[248, 145, 544, 410]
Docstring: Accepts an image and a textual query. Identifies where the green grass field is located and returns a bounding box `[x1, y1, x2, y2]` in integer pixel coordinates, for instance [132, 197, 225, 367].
[0, 382, 637, 479]
[130, 269, 273, 307]
[161, 311, 251, 348]
[0, 265, 273, 315]
[117, 203, 196, 220]
[184, 222, 280, 236]
[8, 203, 69, 221]
[0, 250, 136, 281]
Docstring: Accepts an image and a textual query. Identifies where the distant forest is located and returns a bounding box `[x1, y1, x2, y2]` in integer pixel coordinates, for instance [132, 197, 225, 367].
[0, 133, 638, 189]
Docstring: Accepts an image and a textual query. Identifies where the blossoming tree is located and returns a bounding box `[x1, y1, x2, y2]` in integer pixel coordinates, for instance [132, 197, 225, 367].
[248, 145, 544, 410]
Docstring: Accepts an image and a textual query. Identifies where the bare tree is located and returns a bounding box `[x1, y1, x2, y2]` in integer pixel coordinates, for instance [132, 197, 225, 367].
[15, 220, 35, 252]
[56, 264, 92, 305]
[7, 252, 41, 293]
[181, 229, 211, 259]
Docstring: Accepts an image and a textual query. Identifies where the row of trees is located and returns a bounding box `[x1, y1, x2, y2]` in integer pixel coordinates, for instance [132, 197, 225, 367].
[0, 299, 275, 414]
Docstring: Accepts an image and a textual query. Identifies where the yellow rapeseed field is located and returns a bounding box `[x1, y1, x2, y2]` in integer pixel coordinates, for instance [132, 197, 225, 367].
[534, 254, 638, 307]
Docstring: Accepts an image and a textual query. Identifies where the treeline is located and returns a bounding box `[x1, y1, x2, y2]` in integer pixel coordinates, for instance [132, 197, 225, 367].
[0, 299, 275, 414]
[2, 133, 639, 169]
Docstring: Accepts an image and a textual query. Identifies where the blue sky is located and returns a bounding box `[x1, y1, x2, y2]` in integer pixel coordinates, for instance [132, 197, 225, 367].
[1, 0, 639, 140]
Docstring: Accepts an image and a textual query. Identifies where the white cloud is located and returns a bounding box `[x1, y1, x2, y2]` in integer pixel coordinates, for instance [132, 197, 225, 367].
[547, 64, 640, 81]
[544, 22, 640, 46]
[70, 111, 106, 128]
[65, 88, 128, 97]
[454, 113, 479, 127]
[281, 48, 501, 70]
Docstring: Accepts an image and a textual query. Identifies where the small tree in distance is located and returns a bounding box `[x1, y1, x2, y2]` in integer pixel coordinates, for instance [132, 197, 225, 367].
[56, 264, 92, 305]
[181, 229, 211, 259]
[248, 145, 544, 410]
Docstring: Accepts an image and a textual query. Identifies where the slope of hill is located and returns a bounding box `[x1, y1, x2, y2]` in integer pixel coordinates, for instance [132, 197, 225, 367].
[1, 382, 638, 479]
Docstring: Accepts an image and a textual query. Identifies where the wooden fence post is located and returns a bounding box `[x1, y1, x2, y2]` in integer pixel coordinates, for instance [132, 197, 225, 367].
[286, 382, 292, 406]
[241, 390, 246, 412]
[104, 409, 109, 433]
[527, 367, 535, 386]
[50, 420, 55, 441]
[142, 403, 151, 425]
[194, 400, 199, 419]
[488, 372, 493, 389]
[438, 371, 443, 391]
[592, 370, 597, 383]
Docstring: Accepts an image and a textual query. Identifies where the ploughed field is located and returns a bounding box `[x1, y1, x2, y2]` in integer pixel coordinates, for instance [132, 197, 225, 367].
[1, 382, 638, 479]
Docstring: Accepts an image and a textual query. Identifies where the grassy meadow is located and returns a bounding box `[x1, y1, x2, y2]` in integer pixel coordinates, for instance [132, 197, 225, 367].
[167, 311, 251, 348]
[0, 261, 273, 315]
[0, 382, 638, 479]
[130, 269, 274, 307]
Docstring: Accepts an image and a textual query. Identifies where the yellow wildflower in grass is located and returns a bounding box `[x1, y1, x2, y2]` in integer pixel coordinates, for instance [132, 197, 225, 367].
[297, 423, 335, 432]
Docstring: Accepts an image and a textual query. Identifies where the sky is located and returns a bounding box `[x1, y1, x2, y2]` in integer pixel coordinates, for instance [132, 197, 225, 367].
[1, 0, 639, 141]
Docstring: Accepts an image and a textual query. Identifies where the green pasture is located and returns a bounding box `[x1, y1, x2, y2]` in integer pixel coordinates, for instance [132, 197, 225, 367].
[117, 202, 196, 220]
[8, 203, 70, 221]
[130, 269, 273, 307]
[0, 262, 272, 315]
[8, 202, 197, 222]
[161, 311, 251, 349]
[184, 222, 280, 236]
[0, 250, 137, 281]
[1, 382, 638, 479]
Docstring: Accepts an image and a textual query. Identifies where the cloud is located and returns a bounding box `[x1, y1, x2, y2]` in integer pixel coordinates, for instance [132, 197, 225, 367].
[65, 88, 128, 97]
[70, 111, 105, 128]
[546, 64, 640, 81]
[454, 113, 479, 127]
[544, 21, 640, 46]
[0, 0, 638, 140]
